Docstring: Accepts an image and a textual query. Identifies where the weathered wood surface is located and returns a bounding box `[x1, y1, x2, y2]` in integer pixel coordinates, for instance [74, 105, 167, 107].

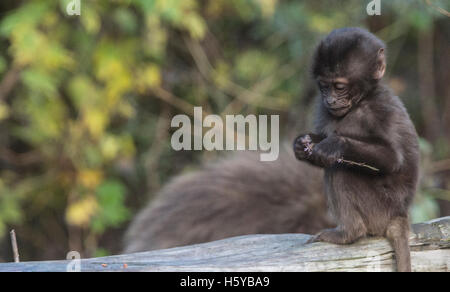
[0, 217, 449, 272]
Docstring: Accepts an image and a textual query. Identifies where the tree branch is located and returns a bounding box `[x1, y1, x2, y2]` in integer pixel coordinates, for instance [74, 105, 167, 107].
[0, 217, 448, 271]
[0, 65, 21, 102]
[9, 230, 20, 263]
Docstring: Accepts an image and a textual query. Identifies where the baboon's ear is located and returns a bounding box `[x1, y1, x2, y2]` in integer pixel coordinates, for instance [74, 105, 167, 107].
[373, 48, 386, 80]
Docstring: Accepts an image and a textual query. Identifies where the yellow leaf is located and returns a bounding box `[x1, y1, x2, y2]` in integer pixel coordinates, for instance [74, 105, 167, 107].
[83, 109, 108, 137]
[116, 101, 135, 118]
[144, 65, 161, 88]
[136, 65, 161, 92]
[309, 15, 335, 34]
[100, 136, 120, 160]
[78, 169, 103, 189]
[258, 0, 278, 18]
[182, 14, 206, 40]
[0, 102, 10, 120]
[66, 196, 98, 227]
[212, 61, 230, 89]
[81, 6, 101, 34]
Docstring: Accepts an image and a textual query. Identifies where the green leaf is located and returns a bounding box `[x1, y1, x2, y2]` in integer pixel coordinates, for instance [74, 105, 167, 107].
[113, 8, 137, 33]
[0, 2, 51, 36]
[411, 193, 439, 223]
[235, 50, 278, 83]
[21, 69, 57, 97]
[93, 247, 110, 258]
[91, 180, 130, 233]
[136, 0, 156, 15]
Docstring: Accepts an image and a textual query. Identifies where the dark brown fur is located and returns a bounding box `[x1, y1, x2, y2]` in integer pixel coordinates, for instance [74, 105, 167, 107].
[124, 147, 333, 253]
[294, 28, 420, 272]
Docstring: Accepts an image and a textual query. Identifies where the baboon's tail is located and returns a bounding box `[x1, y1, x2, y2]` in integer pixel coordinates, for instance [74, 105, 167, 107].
[123, 147, 333, 253]
[386, 217, 411, 272]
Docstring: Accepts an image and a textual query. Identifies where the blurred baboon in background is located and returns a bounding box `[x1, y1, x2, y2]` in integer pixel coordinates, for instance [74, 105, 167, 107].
[124, 146, 333, 252]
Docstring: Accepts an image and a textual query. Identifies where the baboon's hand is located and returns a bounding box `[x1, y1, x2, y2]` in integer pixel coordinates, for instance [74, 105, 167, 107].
[312, 135, 343, 167]
[293, 134, 314, 161]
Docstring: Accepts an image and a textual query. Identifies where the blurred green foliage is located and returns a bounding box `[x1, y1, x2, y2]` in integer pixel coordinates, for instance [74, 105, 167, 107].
[0, 0, 448, 259]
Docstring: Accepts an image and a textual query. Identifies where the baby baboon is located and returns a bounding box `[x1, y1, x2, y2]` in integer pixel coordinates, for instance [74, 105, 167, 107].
[294, 28, 420, 272]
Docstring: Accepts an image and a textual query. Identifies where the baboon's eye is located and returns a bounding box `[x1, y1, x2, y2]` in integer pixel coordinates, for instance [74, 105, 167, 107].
[334, 83, 346, 90]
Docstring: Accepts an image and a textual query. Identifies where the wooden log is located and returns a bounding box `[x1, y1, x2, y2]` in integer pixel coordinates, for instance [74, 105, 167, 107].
[0, 217, 449, 272]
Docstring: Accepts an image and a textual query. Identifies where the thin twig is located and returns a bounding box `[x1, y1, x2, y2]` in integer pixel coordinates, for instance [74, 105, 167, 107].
[429, 159, 450, 173]
[153, 86, 251, 141]
[151, 87, 201, 116]
[184, 37, 289, 111]
[302, 137, 380, 172]
[424, 0, 450, 17]
[145, 105, 171, 191]
[10, 229, 20, 263]
[426, 187, 450, 201]
[337, 158, 380, 172]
